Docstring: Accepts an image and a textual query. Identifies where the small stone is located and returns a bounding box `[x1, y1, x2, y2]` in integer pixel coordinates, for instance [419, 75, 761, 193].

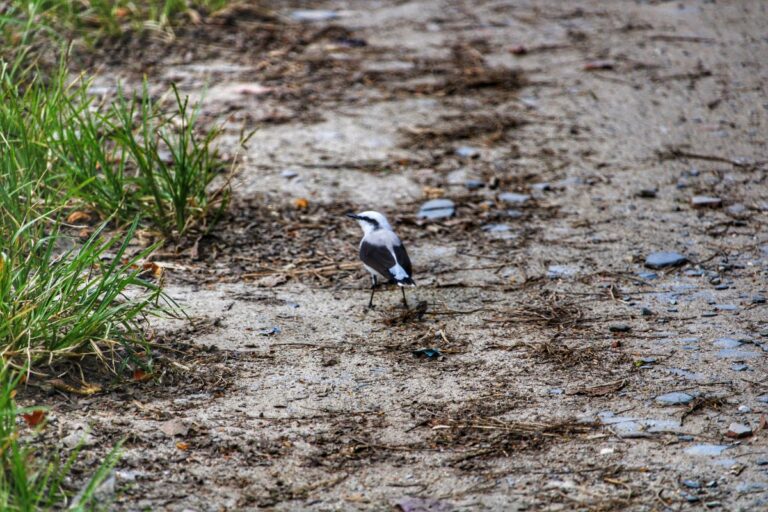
[704, 502, 721, 508]
[752, 295, 766, 304]
[531, 182, 551, 192]
[636, 189, 657, 198]
[645, 252, 687, 269]
[714, 338, 741, 349]
[701, 312, 717, 317]
[737, 405, 751, 414]
[655, 392, 695, 406]
[691, 196, 722, 208]
[684, 444, 727, 456]
[641, 307, 653, 316]
[736, 482, 767, 493]
[546, 265, 577, 279]
[681, 493, 700, 503]
[280, 169, 298, 179]
[455, 146, 480, 158]
[756, 459, 768, 466]
[418, 199, 455, 220]
[609, 324, 631, 333]
[506, 209, 524, 218]
[726, 203, 747, 217]
[714, 284, 729, 290]
[465, 179, 485, 190]
[548, 388, 564, 395]
[725, 422, 752, 439]
[63, 430, 95, 449]
[731, 363, 748, 372]
[482, 223, 511, 233]
[290, 9, 339, 22]
[637, 271, 658, 280]
[499, 192, 531, 205]
[678, 434, 695, 442]
[757, 395, 768, 403]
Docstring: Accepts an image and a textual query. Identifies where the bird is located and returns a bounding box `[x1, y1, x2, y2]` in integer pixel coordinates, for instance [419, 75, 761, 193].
[347, 210, 415, 309]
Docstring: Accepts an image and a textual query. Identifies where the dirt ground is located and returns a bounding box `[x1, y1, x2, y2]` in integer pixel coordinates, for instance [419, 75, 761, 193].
[26, 0, 768, 510]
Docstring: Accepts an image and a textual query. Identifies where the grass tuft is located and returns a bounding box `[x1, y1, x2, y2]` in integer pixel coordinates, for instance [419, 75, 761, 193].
[0, 366, 121, 511]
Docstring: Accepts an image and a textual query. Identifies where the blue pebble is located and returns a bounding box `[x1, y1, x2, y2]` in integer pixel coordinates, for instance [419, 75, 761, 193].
[645, 252, 687, 269]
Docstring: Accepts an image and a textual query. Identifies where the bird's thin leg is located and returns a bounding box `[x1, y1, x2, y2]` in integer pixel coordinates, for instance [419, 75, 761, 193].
[368, 275, 377, 309]
[401, 286, 409, 309]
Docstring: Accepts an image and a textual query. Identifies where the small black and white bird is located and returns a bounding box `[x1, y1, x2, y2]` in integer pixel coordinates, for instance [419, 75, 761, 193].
[347, 210, 415, 309]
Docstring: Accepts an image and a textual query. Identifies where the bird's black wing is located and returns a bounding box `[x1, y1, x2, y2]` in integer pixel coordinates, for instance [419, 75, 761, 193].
[360, 240, 397, 281]
[392, 242, 412, 277]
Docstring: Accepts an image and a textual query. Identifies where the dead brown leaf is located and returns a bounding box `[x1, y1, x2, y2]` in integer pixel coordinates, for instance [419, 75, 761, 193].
[49, 379, 102, 396]
[66, 211, 92, 224]
[22, 410, 46, 428]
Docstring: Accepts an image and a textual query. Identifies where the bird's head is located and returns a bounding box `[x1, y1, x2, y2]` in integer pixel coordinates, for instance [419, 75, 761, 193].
[346, 210, 392, 235]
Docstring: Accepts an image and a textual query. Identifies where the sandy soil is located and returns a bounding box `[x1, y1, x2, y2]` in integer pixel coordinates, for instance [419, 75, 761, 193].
[25, 1, 768, 510]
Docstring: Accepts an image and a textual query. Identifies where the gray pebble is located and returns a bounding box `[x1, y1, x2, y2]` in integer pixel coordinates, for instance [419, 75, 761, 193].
[691, 196, 722, 208]
[645, 252, 687, 269]
[290, 9, 339, 21]
[725, 422, 752, 438]
[499, 192, 531, 205]
[418, 199, 455, 220]
[655, 392, 695, 406]
[455, 146, 480, 158]
[465, 179, 485, 190]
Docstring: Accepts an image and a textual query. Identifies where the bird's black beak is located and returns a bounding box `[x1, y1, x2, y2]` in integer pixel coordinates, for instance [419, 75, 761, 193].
[346, 213, 361, 220]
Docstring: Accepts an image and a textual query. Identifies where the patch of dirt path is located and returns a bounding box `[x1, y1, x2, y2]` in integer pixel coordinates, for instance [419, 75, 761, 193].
[28, 1, 768, 510]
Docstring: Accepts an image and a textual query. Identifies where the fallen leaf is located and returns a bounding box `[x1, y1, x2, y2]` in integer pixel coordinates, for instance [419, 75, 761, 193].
[22, 410, 46, 428]
[159, 419, 189, 437]
[142, 261, 164, 278]
[132, 369, 152, 382]
[759, 414, 767, 432]
[293, 197, 309, 209]
[49, 379, 102, 396]
[176, 441, 190, 451]
[66, 211, 92, 224]
[422, 186, 445, 199]
[572, 379, 626, 397]
[114, 6, 130, 17]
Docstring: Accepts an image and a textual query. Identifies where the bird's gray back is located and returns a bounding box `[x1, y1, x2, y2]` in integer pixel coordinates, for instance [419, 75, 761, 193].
[362, 228, 401, 250]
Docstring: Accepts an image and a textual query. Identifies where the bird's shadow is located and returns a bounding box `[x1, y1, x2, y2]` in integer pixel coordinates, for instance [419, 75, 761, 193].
[376, 300, 428, 325]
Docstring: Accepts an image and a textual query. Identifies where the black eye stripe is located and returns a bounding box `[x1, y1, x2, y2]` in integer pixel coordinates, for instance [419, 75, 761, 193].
[360, 216, 379, 227]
